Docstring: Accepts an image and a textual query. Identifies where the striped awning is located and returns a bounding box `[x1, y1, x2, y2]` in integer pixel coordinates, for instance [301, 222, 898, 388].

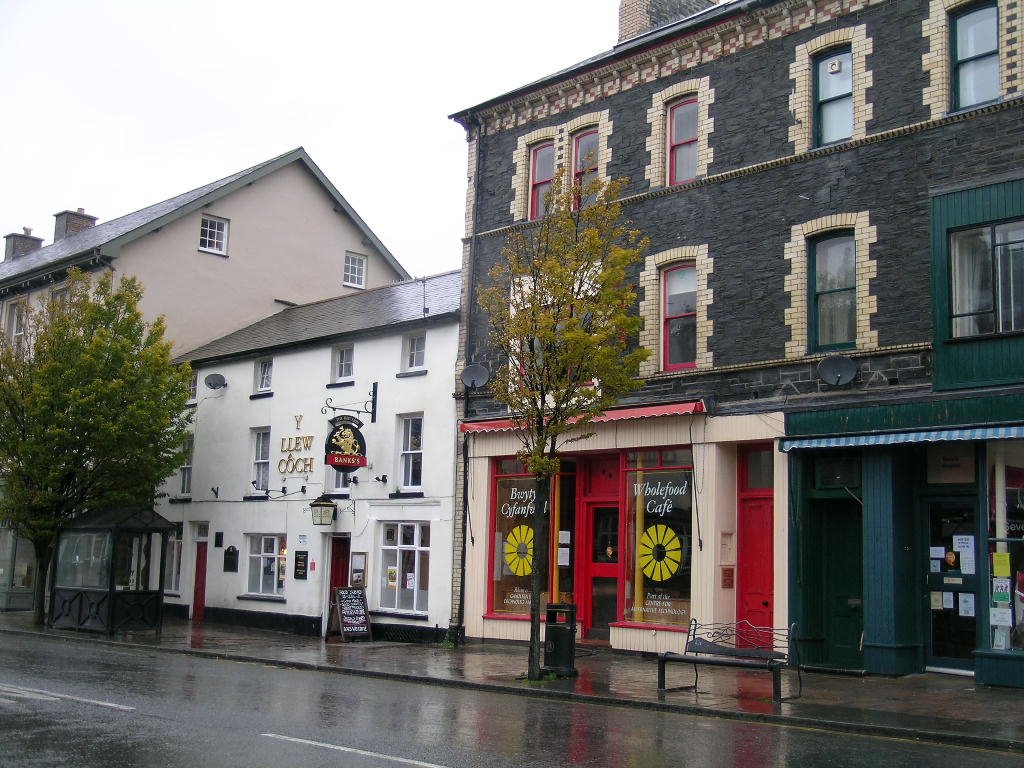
[779, 425, 1024, 452]
[460, 401, 704, 434]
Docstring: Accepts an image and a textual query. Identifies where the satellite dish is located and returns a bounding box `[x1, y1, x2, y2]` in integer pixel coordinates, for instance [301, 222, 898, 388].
[460, 364, 491, 389]
[817, 355, 858, 387]
[203, 373, 227, 390]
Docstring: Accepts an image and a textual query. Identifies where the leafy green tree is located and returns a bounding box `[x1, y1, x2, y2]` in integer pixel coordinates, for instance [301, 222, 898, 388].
[478, 174, 649, 679]
[0, 270, 192, 623]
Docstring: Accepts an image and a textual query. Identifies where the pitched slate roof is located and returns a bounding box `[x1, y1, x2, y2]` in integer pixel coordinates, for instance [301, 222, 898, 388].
[179, 269, 462, 364]
[0, 147, 409, 288]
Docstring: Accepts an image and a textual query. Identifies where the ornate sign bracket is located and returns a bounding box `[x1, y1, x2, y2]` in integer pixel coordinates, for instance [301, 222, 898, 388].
[321, 382, 377, 423]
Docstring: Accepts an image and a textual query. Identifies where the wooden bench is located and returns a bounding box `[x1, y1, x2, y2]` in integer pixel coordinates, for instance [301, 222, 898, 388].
[657, 619, 801, 703]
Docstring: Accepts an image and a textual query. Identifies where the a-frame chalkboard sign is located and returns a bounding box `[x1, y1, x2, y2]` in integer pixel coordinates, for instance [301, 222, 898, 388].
[330, 587, 371, 641]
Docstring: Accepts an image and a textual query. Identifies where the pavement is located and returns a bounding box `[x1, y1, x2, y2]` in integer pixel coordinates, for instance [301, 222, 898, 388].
[1, 611, 1022, 754]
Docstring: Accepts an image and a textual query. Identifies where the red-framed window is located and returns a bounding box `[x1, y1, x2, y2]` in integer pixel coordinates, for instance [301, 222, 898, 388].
[663, 264, 697, 370]
[573, 129, 599, 207]
[622, 447, 695, 629]
[529, 142, 555, 220]
[668, 98, 698, 185]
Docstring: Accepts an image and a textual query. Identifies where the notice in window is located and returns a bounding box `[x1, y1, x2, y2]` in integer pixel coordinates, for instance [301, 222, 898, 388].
[991, 607, 1013, 627]
[958, 592, 975, 618]
[993, 552, 1012, 578]
[930, 591, 944, 610]
[943, 592, 955, 610]
[994, 578, 1011, 604]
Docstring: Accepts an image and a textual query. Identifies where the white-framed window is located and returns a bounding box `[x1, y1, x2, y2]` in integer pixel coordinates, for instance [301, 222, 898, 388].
[378, 522, 430, 613]
[254, 358, 273, 393]
[403, 334, 426, 371]
[187, 371, 198, 403]
[252, 428, 271, 491]
[399, 415, 423, 490]
[247, 534, 286, 596]
[179, 435, 194, 497]
[333, 344, 354, 382]
[163, 523, 183, 593]
[199, 215, 229, 255]
[344, 252, 367, 288]
[5, 301, 26, 349]
[326, 465, 352, 494]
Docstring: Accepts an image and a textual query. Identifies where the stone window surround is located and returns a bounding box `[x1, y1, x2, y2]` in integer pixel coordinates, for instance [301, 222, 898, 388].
[788, 25, 873, 154]
[645, 77, 715, 188]
[639, 245, 713, 376]
[784, 212, 878, 360]
[922, 0, 1020, 119]
[510, 111, 612, 221]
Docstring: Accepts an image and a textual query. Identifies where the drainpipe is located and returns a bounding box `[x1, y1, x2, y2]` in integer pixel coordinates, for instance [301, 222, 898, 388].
[454, 111, 486, 642]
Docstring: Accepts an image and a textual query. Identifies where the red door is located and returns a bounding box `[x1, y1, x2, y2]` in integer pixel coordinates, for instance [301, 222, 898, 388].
[192, 541, 207, 623]
[330, 536, 351, 591]
[582, 503, 619, 641]
[737, 445, 774, 630]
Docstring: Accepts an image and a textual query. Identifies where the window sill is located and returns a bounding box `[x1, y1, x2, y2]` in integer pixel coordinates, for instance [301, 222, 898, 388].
[326, 380, 355, 389]
[243, 494, 269, 502]
[185, 400, 197, 408]
[389, 491, 424, 499]
[370, 610, 428, 620]
[396, 369, 427, 379]
[198, 248, 229, 258]
[325, 492, 350, 499]
[237, 594, 286, 603]
[944, 329, 1024, 345]
[342, 282, 366, 290]
[249, 391, 274, 400]
[168, 497, 192, 504]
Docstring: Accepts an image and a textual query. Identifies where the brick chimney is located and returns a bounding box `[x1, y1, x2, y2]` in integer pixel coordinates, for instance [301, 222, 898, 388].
[4, 227, 44, 261]
[618, 0, 716, 43]
[53, 208, 97, 241]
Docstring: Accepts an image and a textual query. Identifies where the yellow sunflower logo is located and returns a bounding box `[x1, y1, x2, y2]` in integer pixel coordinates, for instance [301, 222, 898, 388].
[504, 525, 534, 576]
[638, 524, 683, 581]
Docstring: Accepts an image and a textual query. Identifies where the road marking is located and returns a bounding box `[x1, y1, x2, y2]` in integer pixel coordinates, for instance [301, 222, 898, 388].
[0, 683, 134, 711]
[262, 733, 452, 768]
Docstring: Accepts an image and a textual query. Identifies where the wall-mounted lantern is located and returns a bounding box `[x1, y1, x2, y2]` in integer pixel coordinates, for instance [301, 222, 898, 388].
[310, 495, 338, 526]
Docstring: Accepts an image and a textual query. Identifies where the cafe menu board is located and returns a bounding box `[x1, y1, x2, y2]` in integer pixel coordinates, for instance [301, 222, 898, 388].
[334, 588, 371, 641]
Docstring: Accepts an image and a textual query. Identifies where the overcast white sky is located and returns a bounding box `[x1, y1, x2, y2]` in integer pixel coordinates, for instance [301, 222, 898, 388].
[0, 0, 625, 278]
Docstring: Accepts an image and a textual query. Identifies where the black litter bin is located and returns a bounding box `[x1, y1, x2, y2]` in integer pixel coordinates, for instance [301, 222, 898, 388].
[541, 603, 578, 677]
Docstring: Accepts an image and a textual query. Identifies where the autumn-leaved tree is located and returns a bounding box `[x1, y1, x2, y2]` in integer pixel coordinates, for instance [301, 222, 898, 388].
[478, 173, 649, 679]
[0, 269, 193, 623]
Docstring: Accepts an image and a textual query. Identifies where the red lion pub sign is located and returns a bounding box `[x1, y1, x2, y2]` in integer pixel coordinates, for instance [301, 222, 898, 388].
[325, 415, 368, 472]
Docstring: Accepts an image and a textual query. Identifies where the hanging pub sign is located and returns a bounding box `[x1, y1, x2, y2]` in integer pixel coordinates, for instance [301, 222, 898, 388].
[325, 415, 367, 473]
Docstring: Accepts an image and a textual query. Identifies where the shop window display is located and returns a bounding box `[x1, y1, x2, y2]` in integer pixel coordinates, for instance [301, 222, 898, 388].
[989, 445, 1024, 652]
[623, 450, 694, 627]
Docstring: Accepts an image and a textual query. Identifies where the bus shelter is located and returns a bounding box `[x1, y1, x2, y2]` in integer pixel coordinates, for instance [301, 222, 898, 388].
[49, 508, 174, 635]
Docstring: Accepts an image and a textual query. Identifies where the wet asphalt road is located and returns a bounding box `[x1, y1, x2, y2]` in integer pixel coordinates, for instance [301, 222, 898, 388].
[0, 633, 1019, 768]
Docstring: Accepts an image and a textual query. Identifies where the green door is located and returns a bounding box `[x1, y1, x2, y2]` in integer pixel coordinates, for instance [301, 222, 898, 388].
[822, 500, 864, 669]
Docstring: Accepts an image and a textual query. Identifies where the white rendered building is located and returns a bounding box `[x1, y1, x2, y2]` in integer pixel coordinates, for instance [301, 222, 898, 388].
[156, 271, 460, 639]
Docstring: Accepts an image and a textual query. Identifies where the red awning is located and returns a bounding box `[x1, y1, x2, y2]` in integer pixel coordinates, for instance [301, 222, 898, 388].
[459, 401, 704, 433]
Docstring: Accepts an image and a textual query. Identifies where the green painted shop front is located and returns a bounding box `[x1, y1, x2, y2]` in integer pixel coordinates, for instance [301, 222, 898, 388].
[783, 395, 1024, 687]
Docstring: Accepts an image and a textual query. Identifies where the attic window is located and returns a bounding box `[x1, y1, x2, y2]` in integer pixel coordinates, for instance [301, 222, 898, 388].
[199, 216, 229, 255]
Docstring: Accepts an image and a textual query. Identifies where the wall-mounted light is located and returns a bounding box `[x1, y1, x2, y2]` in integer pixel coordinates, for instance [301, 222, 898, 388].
[348, 475, 359, 485]
[374, 474, 388, 484]
[211, 487, 219, 499]
[310, 495, 337, 525]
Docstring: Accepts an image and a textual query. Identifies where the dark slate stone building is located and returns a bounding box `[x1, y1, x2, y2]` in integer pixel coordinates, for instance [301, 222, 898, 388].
[448, 0, 1024, 686]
